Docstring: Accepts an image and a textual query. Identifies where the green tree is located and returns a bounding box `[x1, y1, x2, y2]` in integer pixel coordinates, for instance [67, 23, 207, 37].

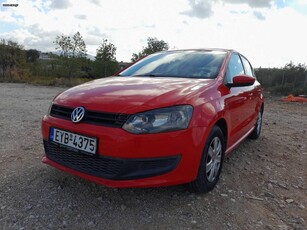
[131, 37, 169, 62]
[54, 32, 87, 58]
[96, 39, 116, 61]
[54, 34, 72, 58]
[71, 32, 87, 58]
[0, 39, 26, 79]
[54, 32, 87, 78]
[93, 39, 119, 78]
[255, 62, 307, 95]
[26, 49, 40, 63]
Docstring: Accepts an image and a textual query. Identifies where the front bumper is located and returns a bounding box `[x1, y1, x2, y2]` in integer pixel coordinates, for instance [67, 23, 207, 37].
[44, 140, 181, 180]
[42, 115, 209, 188]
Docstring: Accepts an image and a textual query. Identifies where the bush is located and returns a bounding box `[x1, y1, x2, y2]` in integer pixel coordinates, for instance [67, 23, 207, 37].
[270, 83, 307, 96]
[0, 68, 30, 83]
[292, 85, 307, 96]
[29, 76, 91, 87]
[270, 83, 294, 95]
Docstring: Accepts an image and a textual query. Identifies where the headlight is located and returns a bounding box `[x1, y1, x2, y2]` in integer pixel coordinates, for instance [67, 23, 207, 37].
[122, 105, 193, 134]
[47, 103, 53, 115]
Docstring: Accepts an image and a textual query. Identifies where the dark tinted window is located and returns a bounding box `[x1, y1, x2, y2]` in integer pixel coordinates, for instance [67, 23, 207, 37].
[241, 56, 254, 77]
[225, 54, 244, 83]
[120, 50, 227, 79]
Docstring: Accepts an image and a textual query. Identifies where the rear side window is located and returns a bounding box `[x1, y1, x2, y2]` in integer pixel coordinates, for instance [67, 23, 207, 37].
[225, 54, 244, 83]
[241, 56, 254, 77]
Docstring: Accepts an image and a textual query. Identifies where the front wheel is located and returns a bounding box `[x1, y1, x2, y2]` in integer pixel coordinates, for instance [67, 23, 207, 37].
[189, 126, 225, 193]
[249, 109, 263, 139]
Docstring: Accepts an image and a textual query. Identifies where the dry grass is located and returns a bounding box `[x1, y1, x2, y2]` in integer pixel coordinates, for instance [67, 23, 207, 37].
[0, 75, 92, 87]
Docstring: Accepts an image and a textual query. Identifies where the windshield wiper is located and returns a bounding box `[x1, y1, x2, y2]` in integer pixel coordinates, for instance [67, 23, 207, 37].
[133, 74, 175, 78]
[133, 74, 160, 77]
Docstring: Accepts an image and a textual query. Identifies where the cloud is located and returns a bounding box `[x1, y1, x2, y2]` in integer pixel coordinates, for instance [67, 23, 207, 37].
[143, 24, 156, 29]
[223, 0, 273, 8]
[74, 14, 87, 20]
[1, 0, 306, 67]
[253, 11, 266, 20]
[26, 24, 61, 49]
[1, 26, 58, 53]
[84, 36, 103, 46]
[181, 0, 217, 19]
[50, 0, 72, 10]
[87, 26, 106, 37]
[181, 0, 274, 19]
[90, 0, 101, 6]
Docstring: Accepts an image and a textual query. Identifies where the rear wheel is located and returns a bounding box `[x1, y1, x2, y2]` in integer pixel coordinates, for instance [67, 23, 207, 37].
[249, 108, 263, 139]
[189, 126, 225, 193]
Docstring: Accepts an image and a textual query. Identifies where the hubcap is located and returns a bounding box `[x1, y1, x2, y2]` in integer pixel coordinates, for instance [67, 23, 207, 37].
[206, 137, 222, 182]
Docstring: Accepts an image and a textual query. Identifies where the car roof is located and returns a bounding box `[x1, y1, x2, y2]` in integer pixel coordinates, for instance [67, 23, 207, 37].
[160, 48, 235, 54]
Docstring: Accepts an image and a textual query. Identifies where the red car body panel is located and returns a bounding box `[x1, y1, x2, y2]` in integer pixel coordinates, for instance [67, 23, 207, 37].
[53, 77, 216, 114]
[41, 49, 264, 188]
[42, 122, 209, 187]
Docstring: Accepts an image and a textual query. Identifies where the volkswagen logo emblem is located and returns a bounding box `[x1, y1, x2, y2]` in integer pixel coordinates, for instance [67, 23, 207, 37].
[71, 107, 85, 123]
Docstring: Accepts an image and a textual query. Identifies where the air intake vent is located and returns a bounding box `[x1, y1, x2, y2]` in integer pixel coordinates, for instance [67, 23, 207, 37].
[50, 104, 129, 128]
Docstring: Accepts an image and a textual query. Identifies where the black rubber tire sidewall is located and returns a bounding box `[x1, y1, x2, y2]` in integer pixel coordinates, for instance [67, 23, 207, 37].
[249, 109, 263, 139]
[189, 125, 225, 193]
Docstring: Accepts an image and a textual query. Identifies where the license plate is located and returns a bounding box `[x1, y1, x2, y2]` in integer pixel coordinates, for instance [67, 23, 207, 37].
[49, 128, 97, 155]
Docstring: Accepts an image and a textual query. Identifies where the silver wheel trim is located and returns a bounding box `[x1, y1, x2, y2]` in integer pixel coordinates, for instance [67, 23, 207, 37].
[256, 111, 262, 135]
[206, 137, 222, 182]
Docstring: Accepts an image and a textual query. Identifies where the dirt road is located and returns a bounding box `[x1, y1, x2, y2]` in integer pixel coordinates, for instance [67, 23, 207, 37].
[0, 83, 306, 229]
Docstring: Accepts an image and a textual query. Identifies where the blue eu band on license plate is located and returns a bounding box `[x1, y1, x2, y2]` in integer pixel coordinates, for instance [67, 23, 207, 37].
[49, 128, 97, 154]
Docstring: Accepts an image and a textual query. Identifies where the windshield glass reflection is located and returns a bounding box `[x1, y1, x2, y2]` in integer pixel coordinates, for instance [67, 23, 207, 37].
[120, 50, 227, 79]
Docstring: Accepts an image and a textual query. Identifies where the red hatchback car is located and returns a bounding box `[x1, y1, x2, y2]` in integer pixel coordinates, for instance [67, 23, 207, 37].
[42, 49, 264, 193]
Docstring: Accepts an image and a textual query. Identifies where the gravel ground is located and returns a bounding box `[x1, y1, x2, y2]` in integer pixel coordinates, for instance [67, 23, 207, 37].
[0, 83, 306, 230]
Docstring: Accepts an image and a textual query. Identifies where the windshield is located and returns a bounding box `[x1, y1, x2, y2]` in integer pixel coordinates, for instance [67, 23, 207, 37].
[119, 50, 227, 79]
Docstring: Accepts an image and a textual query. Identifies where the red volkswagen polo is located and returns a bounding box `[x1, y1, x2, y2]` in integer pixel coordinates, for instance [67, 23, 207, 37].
[42, 49, 264, 193]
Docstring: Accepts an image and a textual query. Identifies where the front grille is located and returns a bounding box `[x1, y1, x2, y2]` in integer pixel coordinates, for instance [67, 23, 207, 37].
[44, 140, 180, 180]
[50, 104, 129, 128]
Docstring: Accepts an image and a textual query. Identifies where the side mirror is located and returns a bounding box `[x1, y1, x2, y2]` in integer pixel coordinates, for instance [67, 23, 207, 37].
[227, 75, 255, 87]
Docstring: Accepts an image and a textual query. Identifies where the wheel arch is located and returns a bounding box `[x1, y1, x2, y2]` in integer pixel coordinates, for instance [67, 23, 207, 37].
[214, 118, 228, 152]
[261, 102, 264, 113]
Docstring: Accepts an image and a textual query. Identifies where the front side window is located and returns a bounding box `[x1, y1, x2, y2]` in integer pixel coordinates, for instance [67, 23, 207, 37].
[241, 56, 254, 77]
[119, 50, 227, 79]
[225, 54, 244, 83]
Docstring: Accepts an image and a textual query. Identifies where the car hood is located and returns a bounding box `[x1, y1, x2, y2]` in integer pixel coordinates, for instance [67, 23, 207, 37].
[54, 76, 215, 114]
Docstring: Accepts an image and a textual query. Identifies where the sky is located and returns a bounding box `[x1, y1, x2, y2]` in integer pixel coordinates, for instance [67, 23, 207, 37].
[1, 0, 307, 68]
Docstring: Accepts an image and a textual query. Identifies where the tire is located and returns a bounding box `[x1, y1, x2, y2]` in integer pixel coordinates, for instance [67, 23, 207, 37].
[249, 108, 263, 140]
[189, 126, 225, 193]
